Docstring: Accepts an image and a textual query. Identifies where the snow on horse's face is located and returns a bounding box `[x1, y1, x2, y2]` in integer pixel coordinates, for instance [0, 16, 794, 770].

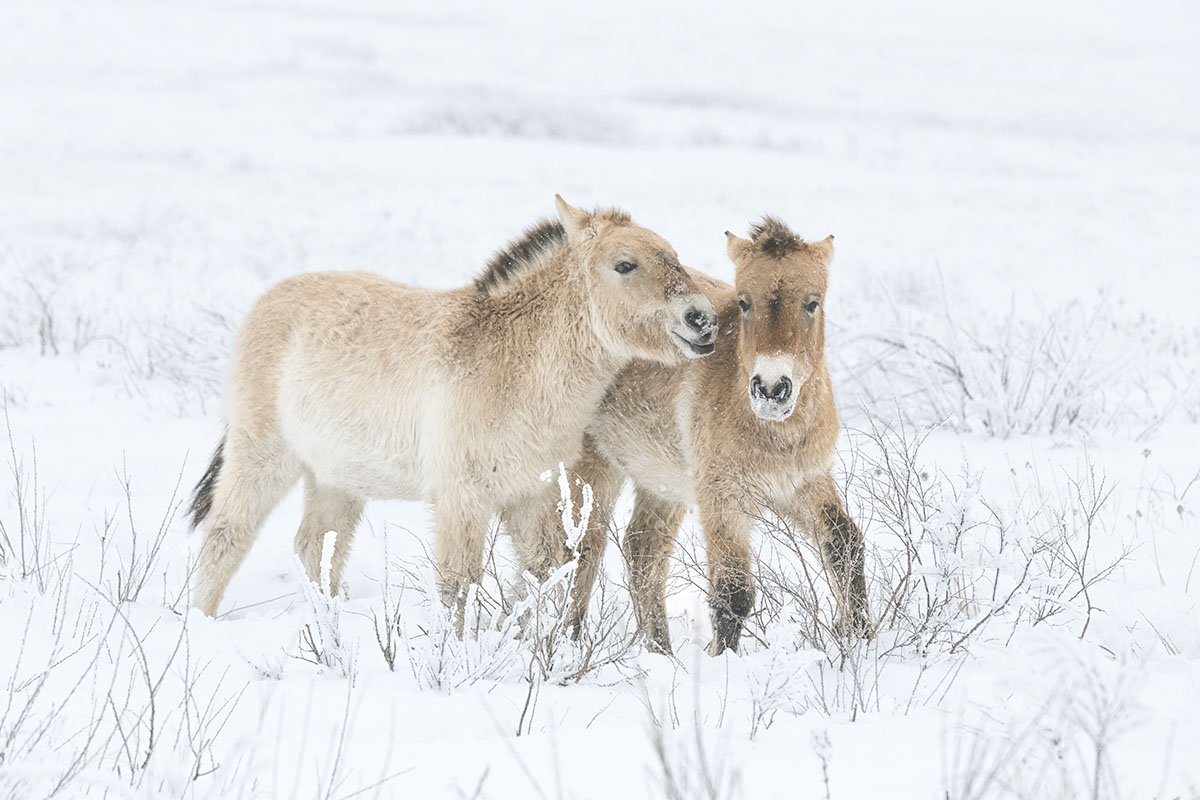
[726, 222, 833, 422]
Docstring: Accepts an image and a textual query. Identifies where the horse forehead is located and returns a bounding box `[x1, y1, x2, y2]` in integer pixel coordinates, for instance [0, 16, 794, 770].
[766, 282, 786, 319]
[613, 230, 676, 261]
[742, 260, 822, 297]
[740, 268, 788, 299]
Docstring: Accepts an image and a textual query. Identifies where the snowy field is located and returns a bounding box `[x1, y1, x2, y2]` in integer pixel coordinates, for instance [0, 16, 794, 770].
[3, 0, 1200, 797]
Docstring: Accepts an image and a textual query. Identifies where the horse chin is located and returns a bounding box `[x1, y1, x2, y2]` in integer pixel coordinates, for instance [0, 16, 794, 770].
[669, 330, 715, 360]
[749, 395, 796, 422]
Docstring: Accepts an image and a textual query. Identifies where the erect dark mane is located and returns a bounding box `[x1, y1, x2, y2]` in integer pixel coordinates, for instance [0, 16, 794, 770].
[748, 215, 803, 258]
[475, 218, 566, 296]
[474, 208, 634, 296]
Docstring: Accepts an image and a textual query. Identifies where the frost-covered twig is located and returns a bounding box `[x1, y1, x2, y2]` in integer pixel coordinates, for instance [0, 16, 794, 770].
[0, 406, 66, 593]
[296, 531, 358, 681]
[836, 291, 1182, 438]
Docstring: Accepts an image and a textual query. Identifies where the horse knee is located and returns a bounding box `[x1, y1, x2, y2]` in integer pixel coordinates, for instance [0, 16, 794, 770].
[820, 505, 866, 588]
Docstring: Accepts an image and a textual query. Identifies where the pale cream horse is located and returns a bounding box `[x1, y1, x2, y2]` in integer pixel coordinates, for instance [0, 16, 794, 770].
[188, 197, 718, 618]
[557, 218, 869, 654]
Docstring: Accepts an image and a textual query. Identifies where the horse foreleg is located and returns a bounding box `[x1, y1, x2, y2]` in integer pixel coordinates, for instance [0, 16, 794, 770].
[560, 442, 623, 637]
[698, 494, 754, 655]
[502, 485, 568, 586]
[433, 497, 489, 634]
[791, 475, 871, 638]
[294, 473, 365, 595]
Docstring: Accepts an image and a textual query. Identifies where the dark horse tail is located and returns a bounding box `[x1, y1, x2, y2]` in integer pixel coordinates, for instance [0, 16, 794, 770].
[189, 435, 225, 529]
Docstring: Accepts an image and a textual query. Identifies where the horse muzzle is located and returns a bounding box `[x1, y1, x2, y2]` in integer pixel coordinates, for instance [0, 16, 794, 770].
[670, 299, 717, 358]
[748, 354, 805, 421]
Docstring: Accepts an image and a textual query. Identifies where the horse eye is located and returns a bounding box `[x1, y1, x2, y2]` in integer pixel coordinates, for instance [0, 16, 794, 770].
[614, 261, 637, 275]
[738, 296, 751, 314]
[805, 299, 820, 315]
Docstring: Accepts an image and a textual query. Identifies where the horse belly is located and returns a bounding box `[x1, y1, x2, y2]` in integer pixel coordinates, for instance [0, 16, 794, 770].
[277, 357, 444, 501]
[453, 425, 585, 508]
[306, 442, 425, 499]
[627, 450, 694, 505]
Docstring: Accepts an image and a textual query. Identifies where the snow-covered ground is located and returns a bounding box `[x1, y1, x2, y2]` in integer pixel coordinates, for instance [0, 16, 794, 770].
[3, 1, 1199, 797]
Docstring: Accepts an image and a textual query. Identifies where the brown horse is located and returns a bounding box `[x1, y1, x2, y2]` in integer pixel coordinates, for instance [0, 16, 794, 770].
[188, 196, 718, 619]
[554, 217, 868, 654]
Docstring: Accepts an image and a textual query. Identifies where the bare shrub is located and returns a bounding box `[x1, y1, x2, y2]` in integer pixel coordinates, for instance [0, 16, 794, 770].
[403, 573, 524, 690]
[93, 458, 186, 606]
[749, 414, 1134, 660]
[0, 582, 251, 798]
[660, 413, 1140, 726]
[0, 598, 111, 797]
[0, 408, 65, 593]
[0, 248, 236, 417]
[295, 532, 358, 682]
[104, 612, 248, 794]
[837, 292, 1169, 438]
[1134, 467, 1200, 657]
[371, 538, 406, 673]
[0, 255, 111, 357]
[745, 648, 820, 738]
[1017, 460, 1130, 638]
[383, 526, 528, 691]
[120, 308, 236, 416]
[390, 554, 642, 692]
[375, 471, 642, 691]
[520, 560, 642, 685]
[941, 656, 1142, 800]
[645, 690, 742, 800]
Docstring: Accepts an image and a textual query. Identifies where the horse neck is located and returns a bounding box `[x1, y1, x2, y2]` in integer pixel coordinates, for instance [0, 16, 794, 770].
[473, 256, 622, 426]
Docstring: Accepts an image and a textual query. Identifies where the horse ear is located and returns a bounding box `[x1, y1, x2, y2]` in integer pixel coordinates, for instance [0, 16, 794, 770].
[555, 194, 591, 243]
[809, 234, 835, 262]
[725, 231, 753, 263]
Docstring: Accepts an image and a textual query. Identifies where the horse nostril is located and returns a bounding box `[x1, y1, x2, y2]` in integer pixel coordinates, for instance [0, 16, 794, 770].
[750, 376, 766, 398]
[772, 376, 792, 402]
[684, 307, 711, 333]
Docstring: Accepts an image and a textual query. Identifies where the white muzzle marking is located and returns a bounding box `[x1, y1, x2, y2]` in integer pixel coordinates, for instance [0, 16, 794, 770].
[748, 354, 806, 421]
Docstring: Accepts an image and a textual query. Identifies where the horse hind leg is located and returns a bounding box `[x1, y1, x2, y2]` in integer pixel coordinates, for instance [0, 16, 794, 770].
[194, 431, 300, 617]
[294, 473, 365, 594]
[624, 488, 686, 654]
